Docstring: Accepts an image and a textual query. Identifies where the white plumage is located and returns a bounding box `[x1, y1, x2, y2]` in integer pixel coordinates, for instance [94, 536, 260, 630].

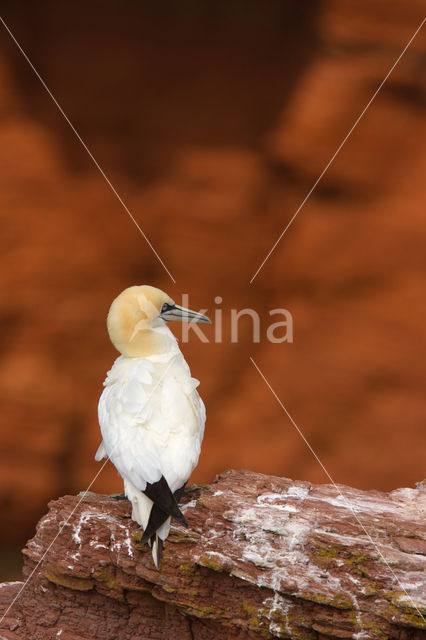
[95, 285, 209, 568]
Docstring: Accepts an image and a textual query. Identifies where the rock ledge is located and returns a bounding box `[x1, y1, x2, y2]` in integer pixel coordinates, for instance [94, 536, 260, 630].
[1, 470, 425, 639]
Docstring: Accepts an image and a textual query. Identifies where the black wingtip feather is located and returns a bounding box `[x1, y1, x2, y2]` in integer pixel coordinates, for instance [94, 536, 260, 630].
[176, 511, 189, 528]
[143, 475, 188, 526]
[140, 479, 189, 568]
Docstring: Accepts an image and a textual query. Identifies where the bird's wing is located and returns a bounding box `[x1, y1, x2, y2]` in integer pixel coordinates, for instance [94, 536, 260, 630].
[98, 356, 203, 515]
[156, 363, 206, 487]
[98, 358, 184, 479]
[98, 368, 163, 490]
[94, 441, 107, 461]
[175, 359, 206, 434]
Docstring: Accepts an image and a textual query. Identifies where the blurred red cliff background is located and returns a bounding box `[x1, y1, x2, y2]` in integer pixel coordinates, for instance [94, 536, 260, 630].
[0, 1, 425, 579]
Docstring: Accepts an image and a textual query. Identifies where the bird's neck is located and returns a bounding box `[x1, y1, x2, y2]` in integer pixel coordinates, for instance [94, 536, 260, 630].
[118, 323, 179, 358]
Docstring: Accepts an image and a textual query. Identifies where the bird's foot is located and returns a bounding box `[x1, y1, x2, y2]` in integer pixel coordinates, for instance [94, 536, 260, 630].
[108, 493, 128, 500]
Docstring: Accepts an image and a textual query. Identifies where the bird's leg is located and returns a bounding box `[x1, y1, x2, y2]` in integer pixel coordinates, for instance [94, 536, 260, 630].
[108, 493, 128, 500]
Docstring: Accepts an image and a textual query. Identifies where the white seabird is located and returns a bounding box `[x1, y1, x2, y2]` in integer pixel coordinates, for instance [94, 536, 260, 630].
[95, 285, 210, 568]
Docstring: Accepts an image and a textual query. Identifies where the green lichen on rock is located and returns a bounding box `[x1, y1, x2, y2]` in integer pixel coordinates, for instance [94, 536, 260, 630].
[242, 602, 258, 616]
[345, 550, 367, 565]
[178, 601, 219, 619]
[331, 592, 354, 609]
[316, 546, 338, 561]
[168, 528, 201, 543]
[178, 563, 196, 575]
[383, 591, 426, 628]
[313, 544, 370, 577]
[177, 563, 197, 586]
[95, 568, 118, 587]
[241, 605, 269, 639]
[300, 590, 353, 610]
[131, 530, 151, 551]
[247, 617, 269, 638]
[132, 530, 142, 543]
[364, 580, 380, 596]
[261, 600, 316, 640]
[161, 584, 177, 594]
[342, 550, 369, 575]
[169, 529, 188, 539]
[198, 554, 222, 572]
[44, 570, 94, 592]
[132, 529, 154, 552]
[349, 614, 392, 639]
[94, 567, 125, 600]
[399, 609, 426, 628]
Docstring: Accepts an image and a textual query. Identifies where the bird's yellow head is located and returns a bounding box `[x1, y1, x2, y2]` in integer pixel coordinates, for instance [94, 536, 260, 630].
[107, 285, 210, 357]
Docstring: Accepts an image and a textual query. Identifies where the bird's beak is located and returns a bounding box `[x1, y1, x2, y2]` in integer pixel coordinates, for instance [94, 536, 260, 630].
[160, 304, 211, 324]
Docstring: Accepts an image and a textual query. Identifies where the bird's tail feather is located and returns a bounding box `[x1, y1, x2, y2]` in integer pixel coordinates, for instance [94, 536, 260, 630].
[151, 534, 163, 569]
[143, 476, 188, 528]
[145, 513, 170, 569]
[141, 503, 169, 545]
[125, 479, 184, 569]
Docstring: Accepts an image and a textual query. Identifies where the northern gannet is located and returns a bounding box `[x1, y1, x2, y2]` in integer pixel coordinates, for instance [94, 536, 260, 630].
[95, 285, 210, 568]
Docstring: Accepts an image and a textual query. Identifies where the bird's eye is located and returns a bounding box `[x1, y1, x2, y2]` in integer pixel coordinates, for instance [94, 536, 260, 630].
[161, 303, 171, 313]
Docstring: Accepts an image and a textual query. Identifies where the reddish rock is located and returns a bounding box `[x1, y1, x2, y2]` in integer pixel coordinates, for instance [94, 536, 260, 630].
[1, 471, 425, 639]
[1, 1, 426, 567]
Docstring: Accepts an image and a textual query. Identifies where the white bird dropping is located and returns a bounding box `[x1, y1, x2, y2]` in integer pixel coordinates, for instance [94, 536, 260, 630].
[95, 285, 210, 568]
